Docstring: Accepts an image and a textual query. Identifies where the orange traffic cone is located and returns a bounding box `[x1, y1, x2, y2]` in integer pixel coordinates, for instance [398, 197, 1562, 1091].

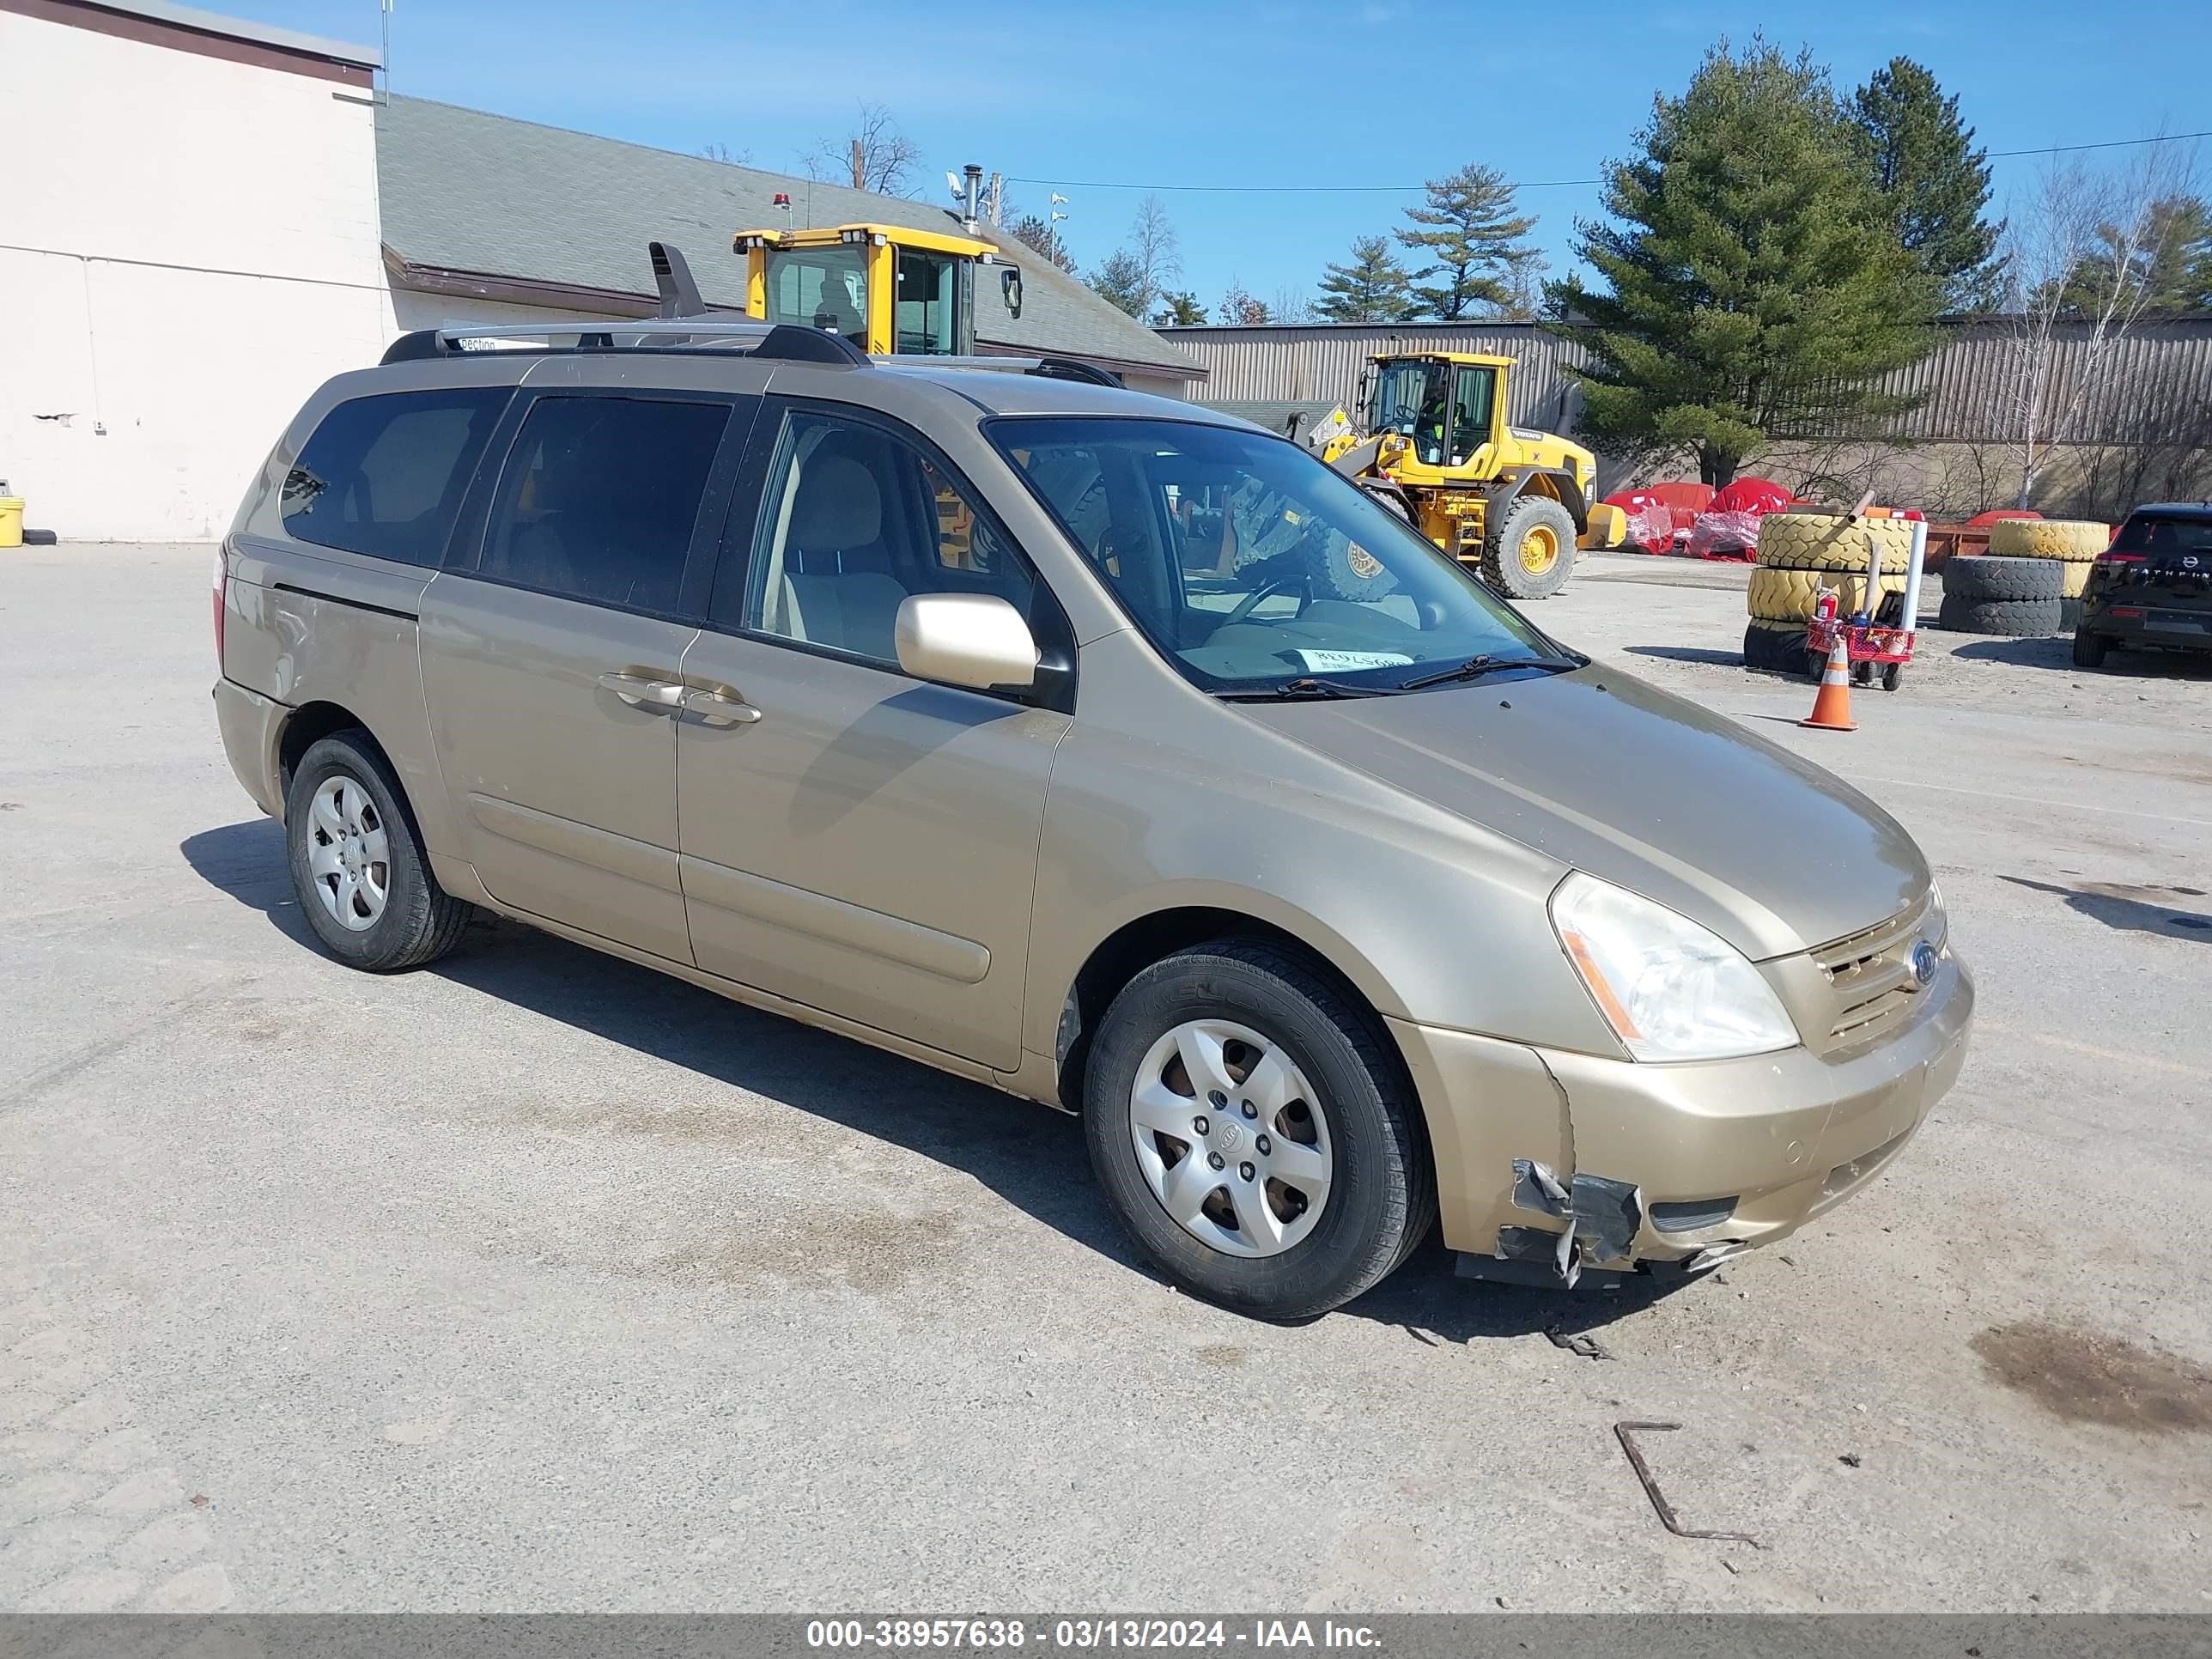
[1801, 634, 1856, 731]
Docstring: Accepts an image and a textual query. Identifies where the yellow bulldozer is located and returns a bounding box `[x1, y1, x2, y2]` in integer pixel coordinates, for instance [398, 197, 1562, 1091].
[1298, 350, 1600, 599]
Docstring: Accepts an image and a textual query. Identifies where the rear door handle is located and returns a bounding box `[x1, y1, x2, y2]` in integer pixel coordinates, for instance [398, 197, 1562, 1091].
[598, 670, 685, 709]
[678, 686, 763, 726]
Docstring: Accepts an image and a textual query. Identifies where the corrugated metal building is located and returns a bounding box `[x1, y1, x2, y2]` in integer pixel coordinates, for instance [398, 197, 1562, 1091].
[1159, 318, 2212, 447]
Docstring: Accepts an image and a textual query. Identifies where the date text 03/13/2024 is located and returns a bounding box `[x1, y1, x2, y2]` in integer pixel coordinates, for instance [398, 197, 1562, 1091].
[805, 1620, 1383, 1650]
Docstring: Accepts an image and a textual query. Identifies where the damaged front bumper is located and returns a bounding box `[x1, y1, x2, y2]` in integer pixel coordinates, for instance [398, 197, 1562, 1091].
[1388, 953, 1974, 1287]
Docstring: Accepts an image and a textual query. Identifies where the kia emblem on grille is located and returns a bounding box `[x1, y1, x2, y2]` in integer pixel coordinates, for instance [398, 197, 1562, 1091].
[1911, 941, 1939, 987]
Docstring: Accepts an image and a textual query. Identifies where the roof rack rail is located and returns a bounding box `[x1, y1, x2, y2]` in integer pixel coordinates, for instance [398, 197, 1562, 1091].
[379, 319, 869, 368]
[868, 353, 1125, 387]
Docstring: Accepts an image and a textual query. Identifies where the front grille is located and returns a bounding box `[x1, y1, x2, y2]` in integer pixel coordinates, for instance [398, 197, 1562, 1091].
[1812, 894, 1934, 1054]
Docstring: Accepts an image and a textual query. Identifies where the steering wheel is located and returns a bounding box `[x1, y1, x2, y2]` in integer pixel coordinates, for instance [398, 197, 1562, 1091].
[1222, 573, 1310, 629]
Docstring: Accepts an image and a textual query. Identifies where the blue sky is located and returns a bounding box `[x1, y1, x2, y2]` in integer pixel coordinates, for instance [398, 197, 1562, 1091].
[234, 0, 2208, 315]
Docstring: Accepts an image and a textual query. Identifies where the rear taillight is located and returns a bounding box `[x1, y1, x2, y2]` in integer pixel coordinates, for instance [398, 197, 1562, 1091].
[211, 546, 227, 669]
[2098, 550, 2145, 564]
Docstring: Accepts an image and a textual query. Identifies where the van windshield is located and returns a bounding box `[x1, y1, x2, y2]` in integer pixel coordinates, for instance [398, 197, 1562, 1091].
[989, 416, 1575, 695]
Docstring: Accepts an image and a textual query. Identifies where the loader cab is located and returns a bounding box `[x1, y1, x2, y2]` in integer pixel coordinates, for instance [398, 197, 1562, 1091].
[732, 222, 1024, 358]
[1363, 353, 1507, 473]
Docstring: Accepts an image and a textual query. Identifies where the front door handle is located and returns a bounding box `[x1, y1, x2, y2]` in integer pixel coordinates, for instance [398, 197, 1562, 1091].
[598, 670, 685, 709]
[678, 686, 763, 726]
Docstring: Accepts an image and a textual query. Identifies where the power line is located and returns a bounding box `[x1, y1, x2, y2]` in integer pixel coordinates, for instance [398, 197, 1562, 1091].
[1005, 128, 2210, 197]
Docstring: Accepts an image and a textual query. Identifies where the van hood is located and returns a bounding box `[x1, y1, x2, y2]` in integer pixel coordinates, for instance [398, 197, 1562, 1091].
[1241, 666, 1928, 960]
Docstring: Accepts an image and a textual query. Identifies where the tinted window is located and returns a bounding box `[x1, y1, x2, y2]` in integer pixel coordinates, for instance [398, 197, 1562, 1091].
[2114, 514, 2212, 554]
[480, 395, 730, 613]
[736, 410, 1032, 667]
[282, 388, 509, 565]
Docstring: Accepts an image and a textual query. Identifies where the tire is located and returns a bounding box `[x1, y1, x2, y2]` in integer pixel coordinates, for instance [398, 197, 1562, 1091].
[2060, 559, 2094, 600]
[1754, 511, 1915, 573]
[1937, 594, 2063, 637]
[1941, 556, 2063, 604]
[285, 731, 473, 972]
[1742, 618, 1809, 673]
[1987, 518, 2109, 559]
[1083, 940, 1434, 1322]
[1315, 528, 1396, 602]
[2072, 626, 2111, 669]
[1481, 495, 1577, 599]
[1881, 661, 1903, 692]
[1747, 564, 1901, 623]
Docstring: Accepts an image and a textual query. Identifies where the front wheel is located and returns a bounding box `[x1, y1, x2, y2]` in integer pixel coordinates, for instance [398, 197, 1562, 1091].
[286, 732, 473, 972]
[1480, 495, 1577, 600]
[1084, 941, 1434, 1321]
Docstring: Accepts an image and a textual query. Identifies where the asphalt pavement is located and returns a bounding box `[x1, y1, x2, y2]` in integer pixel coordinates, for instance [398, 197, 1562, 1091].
[3, 544, 2209, 1613]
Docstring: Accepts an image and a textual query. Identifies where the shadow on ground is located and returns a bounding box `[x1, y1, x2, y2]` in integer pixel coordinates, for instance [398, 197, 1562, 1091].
[1952, 635, 2212, 679]
[1624, 645, 1746, 667]
[180, 816, 1684, 1342]
[1998, 873, 2212, 941]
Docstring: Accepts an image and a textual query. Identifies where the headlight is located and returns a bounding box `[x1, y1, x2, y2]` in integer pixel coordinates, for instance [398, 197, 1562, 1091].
[1550, 872, 1800, 1062]
[1924, 880, 1948, 951]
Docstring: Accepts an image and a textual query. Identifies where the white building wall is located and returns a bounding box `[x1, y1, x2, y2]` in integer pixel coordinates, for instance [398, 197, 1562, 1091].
[0, 9, 386, 540]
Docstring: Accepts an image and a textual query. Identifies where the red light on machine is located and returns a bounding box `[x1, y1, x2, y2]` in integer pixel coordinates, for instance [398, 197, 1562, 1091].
[772, 192, 791, 208]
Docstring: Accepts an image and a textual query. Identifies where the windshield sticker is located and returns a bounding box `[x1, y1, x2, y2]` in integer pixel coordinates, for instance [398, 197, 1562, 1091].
[1285, 649, 1414, 672]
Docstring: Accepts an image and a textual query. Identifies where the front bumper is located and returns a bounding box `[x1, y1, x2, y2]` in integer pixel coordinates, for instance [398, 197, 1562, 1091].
[1390, 953, 1974, 1279]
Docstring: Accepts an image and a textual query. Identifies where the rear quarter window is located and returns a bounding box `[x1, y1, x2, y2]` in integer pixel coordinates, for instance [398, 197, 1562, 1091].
[282, 388, 512, 566]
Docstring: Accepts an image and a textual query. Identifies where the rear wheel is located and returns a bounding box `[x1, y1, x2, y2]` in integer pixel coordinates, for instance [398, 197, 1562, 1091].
[285, 732, 472, 972]
[1084, 940, 1433, 1321]
[2071, 626, 2111, 669]
[1481, 496, 1577, 600]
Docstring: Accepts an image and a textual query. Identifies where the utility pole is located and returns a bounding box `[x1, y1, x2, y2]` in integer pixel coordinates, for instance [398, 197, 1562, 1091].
[849, 137, 864, 191]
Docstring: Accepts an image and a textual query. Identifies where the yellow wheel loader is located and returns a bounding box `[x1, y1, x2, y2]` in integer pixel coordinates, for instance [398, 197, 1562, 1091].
[1299, 351, 1599, 599]
[732, 221, 1026, 360]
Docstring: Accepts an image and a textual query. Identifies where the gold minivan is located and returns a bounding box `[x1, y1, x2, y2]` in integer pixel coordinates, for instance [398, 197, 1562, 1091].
[212, 318, 1972, 1319]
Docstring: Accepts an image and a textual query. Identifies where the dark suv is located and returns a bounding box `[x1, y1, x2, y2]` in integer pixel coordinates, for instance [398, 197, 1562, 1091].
[2074, 503, 2212, 668]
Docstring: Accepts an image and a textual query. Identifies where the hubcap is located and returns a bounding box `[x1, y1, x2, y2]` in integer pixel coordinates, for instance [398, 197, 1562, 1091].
[1127, 1018, 1332, 1259]
[1520, 523, 1560, 574]
[305, 775, 390, 932]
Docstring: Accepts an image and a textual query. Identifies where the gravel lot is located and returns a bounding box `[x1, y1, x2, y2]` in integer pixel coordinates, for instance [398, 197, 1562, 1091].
[3, 543, 2209, 1613]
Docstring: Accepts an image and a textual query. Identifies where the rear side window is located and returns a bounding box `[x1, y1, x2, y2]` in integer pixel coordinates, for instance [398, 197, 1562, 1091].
[282, 388, 511, 566]
[479, 395, 732, 614]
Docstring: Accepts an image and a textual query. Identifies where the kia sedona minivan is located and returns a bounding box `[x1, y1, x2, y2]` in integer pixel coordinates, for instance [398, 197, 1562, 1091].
[212, 315, 1972, 1319]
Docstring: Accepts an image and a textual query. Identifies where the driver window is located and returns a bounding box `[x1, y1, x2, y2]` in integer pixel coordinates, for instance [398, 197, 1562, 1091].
[1451, 367, 1495, 462]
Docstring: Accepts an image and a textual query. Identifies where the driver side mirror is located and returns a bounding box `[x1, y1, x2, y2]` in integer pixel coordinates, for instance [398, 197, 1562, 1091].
[896, 593, 1037, 692]
[1000, 266, 1024, 318]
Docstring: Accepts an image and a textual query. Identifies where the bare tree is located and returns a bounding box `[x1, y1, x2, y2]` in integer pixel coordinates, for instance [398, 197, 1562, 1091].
[696, 142, 752, 167]
[1996, 137, 2201, 507]
[802, 103, 922, 198]
[1271, 288, 1316, 325]
[1125, 195, 1182, 323]
[1218, 282, 1270, 326]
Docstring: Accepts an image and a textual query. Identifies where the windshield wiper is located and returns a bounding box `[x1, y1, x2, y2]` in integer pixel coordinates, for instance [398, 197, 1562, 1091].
[1215, 677, 1397, 701]
[1395, 654, 1574, 691]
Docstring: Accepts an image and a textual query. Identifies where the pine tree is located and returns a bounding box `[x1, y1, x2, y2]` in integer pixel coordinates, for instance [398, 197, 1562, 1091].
[1010, 215, 1076, 274]
[2060, 195, 2212, 314]
[1152, 291, 1208, 326]
[1313, 236, 1419, 323]
[1550, 39, 1938, 488]
[1395, 163, 1539, 319]
[1088, 249, 1148, 318]
[1849, 57, 2001, 313]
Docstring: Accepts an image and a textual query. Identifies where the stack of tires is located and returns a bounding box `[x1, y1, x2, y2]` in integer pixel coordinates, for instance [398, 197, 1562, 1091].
[1742, 511, 1914, 675]
[1983, 518, 2110, 629]
[1936, 556, 2063, 635]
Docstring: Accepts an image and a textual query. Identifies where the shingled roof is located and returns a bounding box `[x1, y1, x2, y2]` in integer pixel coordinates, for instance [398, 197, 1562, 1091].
[374, 95, 1202, 383]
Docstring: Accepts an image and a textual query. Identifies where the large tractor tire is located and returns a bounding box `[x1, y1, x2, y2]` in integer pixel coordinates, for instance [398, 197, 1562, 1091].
[1937, 594, 2063, 636]
[1747, 565, 1902, 623]
[1482, 495, 1577, 600]
[1742, 618, 1813, 675]
[1941, 556, 2063, 604]
[1315, 530, 1396, 603]
[1986, 518, 2109, 559]
[1754, 511, 1915, 573]
[2060, 559, 2094, 599]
